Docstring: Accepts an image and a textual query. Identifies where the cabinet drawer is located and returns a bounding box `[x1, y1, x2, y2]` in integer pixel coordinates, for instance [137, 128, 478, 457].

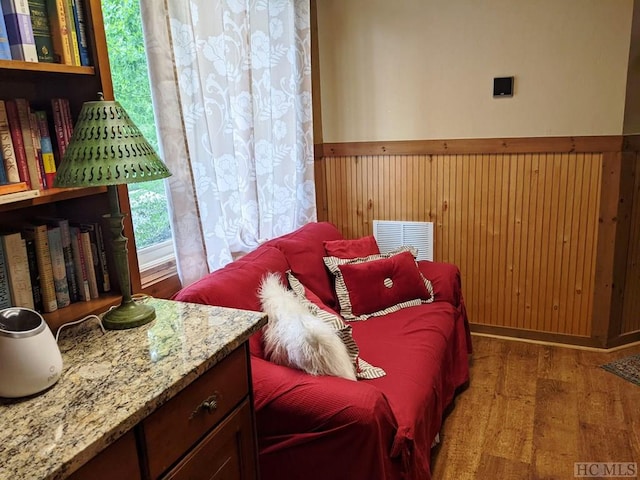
[163, 399, 258, 480]
[143, 345, 249, 479]
[67, 430, 140, 480]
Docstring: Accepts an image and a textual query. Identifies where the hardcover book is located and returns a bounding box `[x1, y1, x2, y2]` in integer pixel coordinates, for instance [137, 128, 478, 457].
[1, 0, 38, 62]
[12, 98, 43, 190]
[0, 101, 20, 183]
[45, 0, 71, 64]
[69, 225, 90, 301]
[37, 216, 78, 302]
[22, 223, 57, 312]
[0, 231, 34, 309]
[47, 225, 70, 308]
[27, 0, 54, 62]
[70, 0, 87, 65]
[4, 99, 31, 187]
[25, 237, 43, 311]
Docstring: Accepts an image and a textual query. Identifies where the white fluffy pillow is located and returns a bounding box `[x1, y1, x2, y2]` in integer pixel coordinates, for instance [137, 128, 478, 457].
[258, 273, 356, 380]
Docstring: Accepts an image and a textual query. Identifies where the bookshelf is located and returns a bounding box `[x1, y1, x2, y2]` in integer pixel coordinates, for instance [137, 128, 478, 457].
[0, 0, 141, 332]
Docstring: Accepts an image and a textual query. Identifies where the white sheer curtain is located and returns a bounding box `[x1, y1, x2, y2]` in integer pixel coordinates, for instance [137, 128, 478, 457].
[140, 0, 316, 286]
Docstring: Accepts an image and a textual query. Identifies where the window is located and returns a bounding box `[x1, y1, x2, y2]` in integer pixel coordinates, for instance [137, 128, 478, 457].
[102, 0, 175, 285]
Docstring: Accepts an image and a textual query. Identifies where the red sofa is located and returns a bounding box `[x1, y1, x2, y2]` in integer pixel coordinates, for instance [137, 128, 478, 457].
[173, 222, 471, 480]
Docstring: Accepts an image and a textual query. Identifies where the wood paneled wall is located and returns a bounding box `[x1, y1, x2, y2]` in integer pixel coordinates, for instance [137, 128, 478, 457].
[314, 137, 640, 347]
[622, 150, 640, 335]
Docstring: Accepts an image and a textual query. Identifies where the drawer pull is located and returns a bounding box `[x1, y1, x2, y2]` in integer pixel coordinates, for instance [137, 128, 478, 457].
[190, 393, 219, 419]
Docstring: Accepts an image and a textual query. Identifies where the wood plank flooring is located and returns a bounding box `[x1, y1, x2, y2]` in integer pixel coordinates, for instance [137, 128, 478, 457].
[430, 334, 640, 480]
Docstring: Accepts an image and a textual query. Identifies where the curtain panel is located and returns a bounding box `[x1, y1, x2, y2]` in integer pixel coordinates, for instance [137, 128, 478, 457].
[141, 0, 316, 286]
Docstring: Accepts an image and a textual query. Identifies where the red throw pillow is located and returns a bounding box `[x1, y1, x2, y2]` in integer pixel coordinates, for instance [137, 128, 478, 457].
[323, 236, 380, 259]
[324, 247, 434, 320]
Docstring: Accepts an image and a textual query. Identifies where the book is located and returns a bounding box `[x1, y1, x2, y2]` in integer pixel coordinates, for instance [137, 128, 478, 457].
[69, 225, 90, 301]
[0, 231, 34, 309]
[27, 0, 54, 62]
[47, 225, 70, 308]
[78, 228, 98, 298]
[76, 221, 110, 293]
[51, 98, 68, 157]
[0, 187, 39, 203]
[25, 237, 43, 311]
[45, 0, 71, 64]
[0, 101, 20, 183]
[22, 223, 57, 312]
[0, 180, 27, 194]
[37, 216, 78, 302]
[12, 99, 43, 190]
[0, 148, 6, 183]
[35, 110, 56, 186]
[62, 0, 77, 65]
[28, 110, 47, 189]
[0, 1, 11, 60]
[70, 0, 87, 66]
[0, 239, 12, 309]
[4, 99, 30, 187]
[1, 0, 38, 62]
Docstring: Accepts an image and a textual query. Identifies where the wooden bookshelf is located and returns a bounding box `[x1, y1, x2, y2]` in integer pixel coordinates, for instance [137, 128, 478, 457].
[0, 0, 141, 331]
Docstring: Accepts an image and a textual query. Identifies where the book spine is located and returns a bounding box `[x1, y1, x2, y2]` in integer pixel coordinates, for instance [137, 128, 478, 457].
[50, 98, 67, 158]
[28, 110, 47, 189]
[25, 237, 43, 311]
[69, 226, 90, 301]
[4, 100, 31, 188]
[14, 98, 43, 190]
[54, 218, 78, 302]
[27, 0, 54, 62]
[0, 188, 39, 203]
[35, 110, 56, 186]
[60, 98, 73, 142]
[0, 239, 12, 309]
[47, 226, 70, 308]
[0, 1, 12, 60]
[1, 232, 34, 309]
[1, 0, 38, 62]
[0, 149, 6, 183]
[79, 229, 98, 299]
[62, 0, 77, 65]
[70, 0, 88, 65]
[23, 224, 57, 312]
[45, 0, 71, 64]
[0, 101, 20, 183]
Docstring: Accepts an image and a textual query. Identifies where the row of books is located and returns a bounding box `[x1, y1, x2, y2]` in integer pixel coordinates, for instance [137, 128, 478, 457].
[0, 97, 73, 194]
[0, 0, 90, 66]
[0, 217, 111, 313]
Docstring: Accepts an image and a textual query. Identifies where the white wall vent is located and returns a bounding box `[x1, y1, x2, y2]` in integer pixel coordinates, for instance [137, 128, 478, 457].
[373, 220, 434, 261]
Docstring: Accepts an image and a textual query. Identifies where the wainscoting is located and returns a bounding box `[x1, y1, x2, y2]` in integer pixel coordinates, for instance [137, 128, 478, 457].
[314, 137, 640, 348]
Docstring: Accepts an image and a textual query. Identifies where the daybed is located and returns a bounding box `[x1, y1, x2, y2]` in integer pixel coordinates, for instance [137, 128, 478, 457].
[173, 221, 471, 480]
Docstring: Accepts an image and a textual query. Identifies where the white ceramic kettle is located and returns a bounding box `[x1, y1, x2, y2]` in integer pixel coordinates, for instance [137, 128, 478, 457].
[0, 307, 63, 398]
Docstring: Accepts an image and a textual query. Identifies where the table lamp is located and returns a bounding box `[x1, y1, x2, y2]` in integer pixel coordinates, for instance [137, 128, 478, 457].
[54, 93, 171, 330]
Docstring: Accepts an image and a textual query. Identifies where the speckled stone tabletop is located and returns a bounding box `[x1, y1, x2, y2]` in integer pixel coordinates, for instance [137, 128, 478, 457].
[0, 298, 267, 480]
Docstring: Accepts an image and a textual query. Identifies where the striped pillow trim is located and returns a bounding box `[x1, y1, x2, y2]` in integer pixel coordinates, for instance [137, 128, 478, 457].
[323, 246, 435, 321]
[287, 272, 386, 380]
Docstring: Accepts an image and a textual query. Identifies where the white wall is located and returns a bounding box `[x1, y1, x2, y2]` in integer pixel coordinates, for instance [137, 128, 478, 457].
[317, 0, 634, 142]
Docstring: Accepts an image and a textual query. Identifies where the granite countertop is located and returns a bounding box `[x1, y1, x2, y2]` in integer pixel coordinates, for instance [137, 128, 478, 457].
[0, 297, 267, 480]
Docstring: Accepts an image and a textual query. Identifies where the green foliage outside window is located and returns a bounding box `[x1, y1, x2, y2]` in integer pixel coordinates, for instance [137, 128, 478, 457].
[102, 0, 171, 250]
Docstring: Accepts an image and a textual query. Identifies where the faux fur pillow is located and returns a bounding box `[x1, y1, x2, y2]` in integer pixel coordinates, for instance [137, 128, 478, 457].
[258, 273, 356, 380]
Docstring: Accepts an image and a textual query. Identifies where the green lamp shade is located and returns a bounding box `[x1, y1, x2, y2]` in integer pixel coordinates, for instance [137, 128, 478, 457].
[54, 98, 170, 188]
[53, 95, 172, 331]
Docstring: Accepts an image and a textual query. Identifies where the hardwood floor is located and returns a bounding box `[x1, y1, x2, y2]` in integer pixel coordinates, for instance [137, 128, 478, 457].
[430, 334, 640, 480]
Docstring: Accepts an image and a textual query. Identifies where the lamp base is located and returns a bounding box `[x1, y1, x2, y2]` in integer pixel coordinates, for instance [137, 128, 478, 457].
[103, 300, 156, 330]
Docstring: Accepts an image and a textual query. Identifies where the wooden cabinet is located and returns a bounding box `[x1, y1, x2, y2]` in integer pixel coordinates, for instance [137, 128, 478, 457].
[67, 343, 259, 480]
[0, 0, 141, 332]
